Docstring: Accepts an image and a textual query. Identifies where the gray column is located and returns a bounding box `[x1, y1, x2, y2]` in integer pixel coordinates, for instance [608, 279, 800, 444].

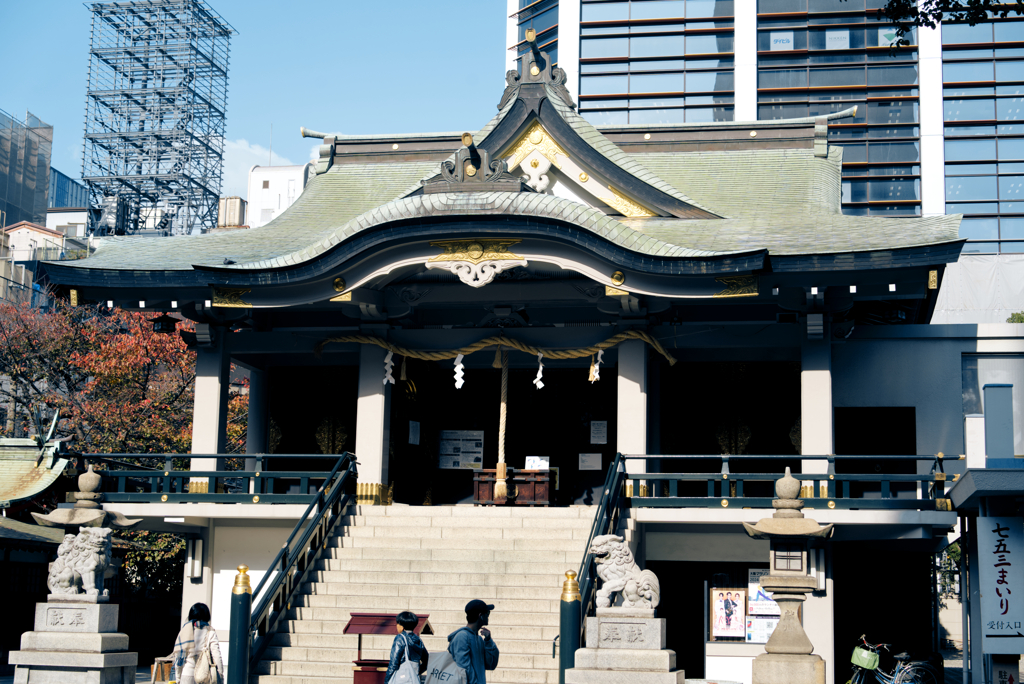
[801, 334, 833, 498]
[191, 333, 230, 473]
[355, 344, 391, 503]
[617, 340, 648, 485]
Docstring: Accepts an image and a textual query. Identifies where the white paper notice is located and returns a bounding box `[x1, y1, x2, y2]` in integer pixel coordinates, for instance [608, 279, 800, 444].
[979, 516, 1024, 654]
[408, 421, 420, 445]
[590, 421, 608, 445]
[748, 569, 781, 616]
[579, 453, 602, 470]
[746, 616, 779, 644]
[525, 456, 550, 470]
[438, 430, 484, 470]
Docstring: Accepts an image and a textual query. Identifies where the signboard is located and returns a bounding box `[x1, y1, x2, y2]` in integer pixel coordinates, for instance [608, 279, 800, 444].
[590, 421, 608, 445]
[525, 456, 550, 470]
[579, 453, 603, 471]
[770, 31, 794, 51]
[746, 616, 779, 644]
[993, 655, 1020, 684]
[748, 569, 781, 616]
[438, 430, 484, 470]
[826, 29, 850, 50]
[979, 516, 1024, 654]
[879, 27, 898, 47]
[711, 589, 746, 638]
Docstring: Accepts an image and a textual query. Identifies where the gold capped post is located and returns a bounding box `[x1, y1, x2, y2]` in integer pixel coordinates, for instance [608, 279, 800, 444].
[561, 570, 581, 602]
[233, 565, 252, 595]
[462, 132, 474, 147]
[525, 28, 536, 43]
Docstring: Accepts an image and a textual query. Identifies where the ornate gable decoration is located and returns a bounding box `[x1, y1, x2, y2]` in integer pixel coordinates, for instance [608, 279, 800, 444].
[423, 133, 532, 194]
[425, 239, 528, 288]
[498, 28, 576, 112]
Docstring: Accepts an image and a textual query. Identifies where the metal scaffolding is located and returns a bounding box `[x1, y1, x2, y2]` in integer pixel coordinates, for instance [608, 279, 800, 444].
[82, 0, 236, 235]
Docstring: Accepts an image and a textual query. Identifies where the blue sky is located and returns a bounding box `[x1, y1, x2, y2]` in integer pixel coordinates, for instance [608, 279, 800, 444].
[0, 0, 508, 198]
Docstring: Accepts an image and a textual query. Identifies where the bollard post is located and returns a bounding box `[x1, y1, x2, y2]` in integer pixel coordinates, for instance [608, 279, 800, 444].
[228, 565, 252, 684]
[559, 571, 581, 684]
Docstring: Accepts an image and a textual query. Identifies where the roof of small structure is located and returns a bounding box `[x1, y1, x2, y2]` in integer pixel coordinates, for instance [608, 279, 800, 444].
[44, 41, 962, 294]
[5, 221, 64, 238]
[0, 516, 65, 545]
[0, 438, 70, 506]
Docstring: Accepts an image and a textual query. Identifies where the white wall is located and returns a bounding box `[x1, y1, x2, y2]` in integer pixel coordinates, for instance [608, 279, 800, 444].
[46, 210, 88, 238]
[246, 164, 313, 229]
[6, 227, 63, 260]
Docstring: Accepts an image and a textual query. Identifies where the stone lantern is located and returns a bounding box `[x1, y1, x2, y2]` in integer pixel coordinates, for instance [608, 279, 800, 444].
[742, 468, 834, 684]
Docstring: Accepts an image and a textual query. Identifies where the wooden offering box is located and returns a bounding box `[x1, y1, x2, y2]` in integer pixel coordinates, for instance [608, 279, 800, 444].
[343, 612, 433, 684]
[474, 468, 550, 506]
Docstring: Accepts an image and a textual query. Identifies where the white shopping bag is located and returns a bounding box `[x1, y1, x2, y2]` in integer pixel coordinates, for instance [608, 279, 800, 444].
[423, 648, 467, 684]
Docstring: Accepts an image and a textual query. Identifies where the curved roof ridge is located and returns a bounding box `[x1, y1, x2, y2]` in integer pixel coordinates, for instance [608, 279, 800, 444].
[544, 85, 723, 218]
[223, 192, 736, 271]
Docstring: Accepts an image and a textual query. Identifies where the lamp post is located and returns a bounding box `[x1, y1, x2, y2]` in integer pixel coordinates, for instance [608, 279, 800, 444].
[228, 565, 252, 684]
[742, 468, 834, 684]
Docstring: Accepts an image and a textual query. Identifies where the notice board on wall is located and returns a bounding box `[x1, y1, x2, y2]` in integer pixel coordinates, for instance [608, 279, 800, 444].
[438, 430, 484, 470]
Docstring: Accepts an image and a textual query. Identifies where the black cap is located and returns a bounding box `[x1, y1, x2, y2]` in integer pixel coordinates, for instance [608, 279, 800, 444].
[465, 599, 495, 619]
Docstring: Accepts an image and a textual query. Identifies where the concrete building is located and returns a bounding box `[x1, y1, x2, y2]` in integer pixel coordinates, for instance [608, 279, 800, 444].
[507, 0, 1024, 323]
[245, 164, 314, 228]
[39, 35, 1020, 684]
[4, 221, 64, 262]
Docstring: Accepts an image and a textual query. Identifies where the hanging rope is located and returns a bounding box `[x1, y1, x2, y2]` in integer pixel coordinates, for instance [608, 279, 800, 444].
[494, 349, 510, 500]
[314, 329, 677, 366]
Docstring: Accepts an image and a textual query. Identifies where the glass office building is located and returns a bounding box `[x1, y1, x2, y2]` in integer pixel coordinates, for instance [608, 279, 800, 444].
[49, 168, 89, 209]
[508, 0, 1024, 248]
[0, 109, 52, 227]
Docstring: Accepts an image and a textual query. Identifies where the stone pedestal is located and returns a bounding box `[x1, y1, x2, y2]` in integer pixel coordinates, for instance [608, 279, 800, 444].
[9, 599, 137, 684]
[565, 609, 685, 684]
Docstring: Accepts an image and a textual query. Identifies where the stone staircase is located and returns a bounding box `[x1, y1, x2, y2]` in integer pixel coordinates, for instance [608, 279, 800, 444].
[253, 504, 602, 684]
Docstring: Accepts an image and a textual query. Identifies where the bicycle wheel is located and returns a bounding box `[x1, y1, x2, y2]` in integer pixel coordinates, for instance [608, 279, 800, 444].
[847, 667, 868, 684]
[894, 663, 941, 684]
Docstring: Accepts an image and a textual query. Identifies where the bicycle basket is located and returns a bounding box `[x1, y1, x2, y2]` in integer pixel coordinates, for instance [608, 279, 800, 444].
[851, 647, 879, 671]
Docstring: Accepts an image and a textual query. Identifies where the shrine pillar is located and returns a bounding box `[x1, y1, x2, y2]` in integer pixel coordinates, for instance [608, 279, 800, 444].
[617, 339, 648, 490]
[355, 344, 391, 504]
[800, 328, 833, 498]
[191, 327, 230, 477]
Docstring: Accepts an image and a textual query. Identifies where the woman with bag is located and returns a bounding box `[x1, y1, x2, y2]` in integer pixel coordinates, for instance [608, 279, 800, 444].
[385, 612, 429, 684]
[171, 603, 224, 684]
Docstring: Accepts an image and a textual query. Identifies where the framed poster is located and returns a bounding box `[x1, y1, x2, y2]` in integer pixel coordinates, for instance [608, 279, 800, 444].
[525, 456, 550, 470]
[748, 569, 781, 616]
[710, 588, 746, 639]
[438, 430, 484, 470]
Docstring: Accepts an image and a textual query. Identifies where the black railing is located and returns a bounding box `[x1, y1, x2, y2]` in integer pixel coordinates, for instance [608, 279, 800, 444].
[621, 454, 956, 510]
[85, 454, 346, 504]
[577, 452, 626, 635]
[248, 452, 357, 669]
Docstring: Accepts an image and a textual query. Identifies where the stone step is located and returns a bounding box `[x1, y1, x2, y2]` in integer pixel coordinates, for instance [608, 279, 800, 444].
[307, 570, 568, 587]
[315, 558, 576, 575]
[329, 535, 588, 552]
[269, 633, 556, 655]
[325, 547, 578, 563]
[278, 620, 559, 641]
[339, 515, 593, 530]
[298, 582, 564, 601]
[287, 607, 560, 627]
[334, 525, 590, 540]
[349, 505, 592, 519]
[254, 665, 556, 684]
[292, 595, 558, 613]
[261, 648, 552, 672]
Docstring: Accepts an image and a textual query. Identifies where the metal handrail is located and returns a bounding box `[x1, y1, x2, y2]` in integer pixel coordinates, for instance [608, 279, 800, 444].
[248, 452, 357, 670]
[576, 452, 626, 638]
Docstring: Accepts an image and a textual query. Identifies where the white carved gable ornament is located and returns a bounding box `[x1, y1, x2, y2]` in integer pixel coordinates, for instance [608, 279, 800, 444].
[425, 239, 528, 288]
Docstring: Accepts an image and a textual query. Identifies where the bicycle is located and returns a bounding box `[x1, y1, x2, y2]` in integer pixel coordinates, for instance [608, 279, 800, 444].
[847, 635, 942, 684]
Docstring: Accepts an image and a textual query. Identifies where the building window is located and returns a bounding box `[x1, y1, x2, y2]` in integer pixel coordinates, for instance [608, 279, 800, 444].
[262, 180, 270, 189]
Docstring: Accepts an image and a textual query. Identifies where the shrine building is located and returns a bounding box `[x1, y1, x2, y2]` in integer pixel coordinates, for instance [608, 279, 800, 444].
[40, 35, 1023, 684]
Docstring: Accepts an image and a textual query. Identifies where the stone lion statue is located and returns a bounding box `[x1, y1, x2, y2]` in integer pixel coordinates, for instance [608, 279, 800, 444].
[48, 527, 112, 596]
[590, 534, 660, 609]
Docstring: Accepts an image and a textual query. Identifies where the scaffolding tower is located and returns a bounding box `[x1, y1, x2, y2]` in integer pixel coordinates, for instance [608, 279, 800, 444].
[82, 0, 236, 235]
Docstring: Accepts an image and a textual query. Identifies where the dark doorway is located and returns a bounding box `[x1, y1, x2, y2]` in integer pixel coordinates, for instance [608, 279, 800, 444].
[655, 359, 802, 497]
[831, 543, 935, 684]
[388, 357, 617, 506]
[834, 407, 917, 497]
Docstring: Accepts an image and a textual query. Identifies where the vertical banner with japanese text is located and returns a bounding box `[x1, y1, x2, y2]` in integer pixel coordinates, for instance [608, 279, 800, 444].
[979, 516, 1024, 654]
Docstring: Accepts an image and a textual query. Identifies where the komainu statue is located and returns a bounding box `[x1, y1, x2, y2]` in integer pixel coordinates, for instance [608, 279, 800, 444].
[47, 527, 112, 596]
[590, 534, 660, 609]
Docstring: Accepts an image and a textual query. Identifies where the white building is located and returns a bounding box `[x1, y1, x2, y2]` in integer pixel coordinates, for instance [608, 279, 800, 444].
[45, 208, 89, 240]
[245, 163, 315, 228]
[3, 221, 64, 261]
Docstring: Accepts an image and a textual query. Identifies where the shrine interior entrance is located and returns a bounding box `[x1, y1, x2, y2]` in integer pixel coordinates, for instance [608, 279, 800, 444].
[388, 355, 618, 506]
